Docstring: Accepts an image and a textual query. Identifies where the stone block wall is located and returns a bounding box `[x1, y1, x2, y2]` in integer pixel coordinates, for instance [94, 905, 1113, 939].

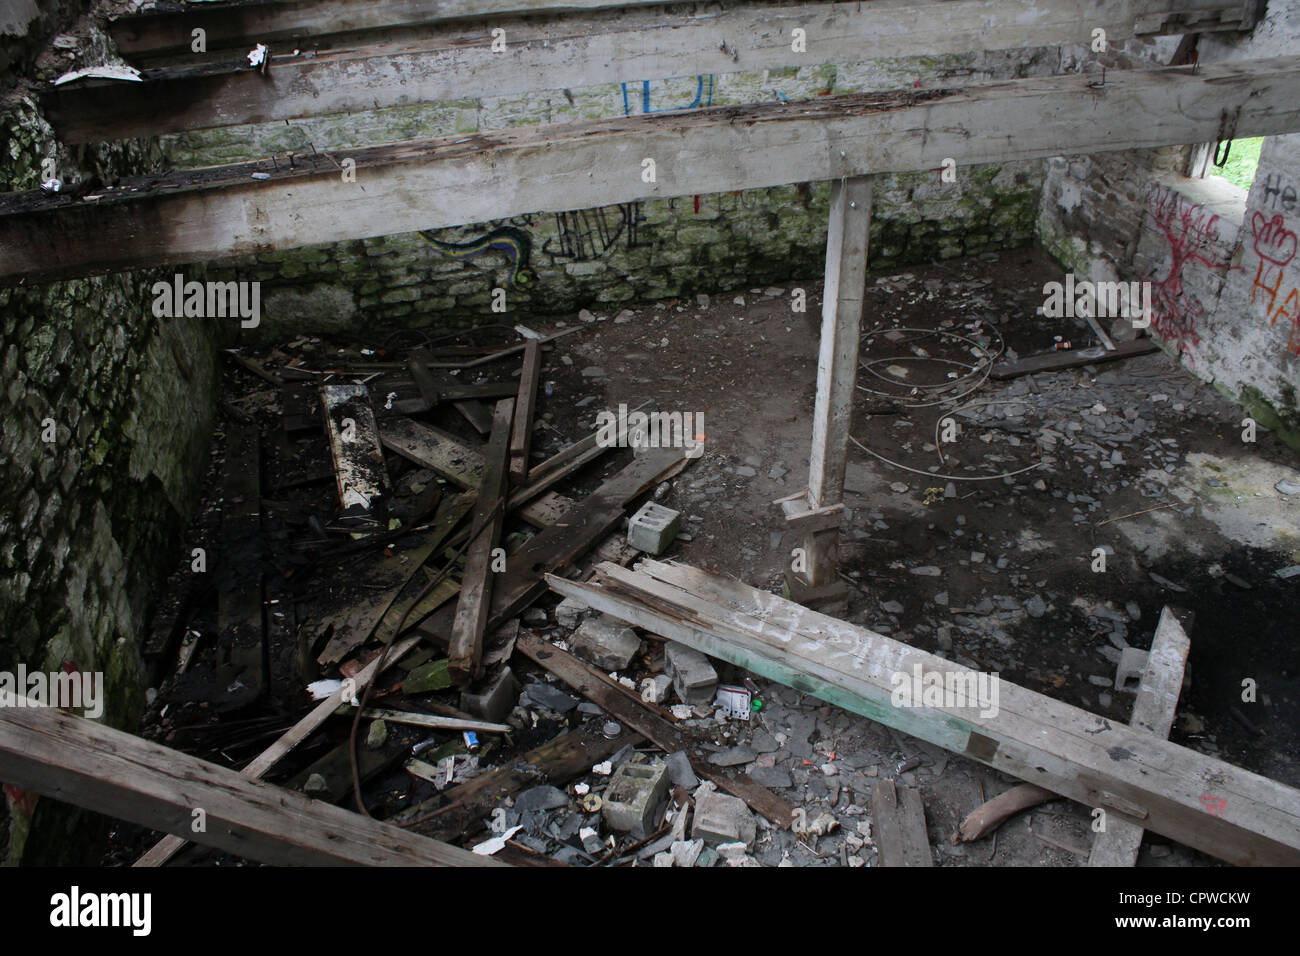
[0, 92, 220, 862]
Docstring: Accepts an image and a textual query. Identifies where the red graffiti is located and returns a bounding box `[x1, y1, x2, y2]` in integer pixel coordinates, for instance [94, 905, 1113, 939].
[3, 783, 37, 820]
[1146, 185, 1239, 363]
[1200, 793, 1227, 816]
[1249, 211, 1300, 355]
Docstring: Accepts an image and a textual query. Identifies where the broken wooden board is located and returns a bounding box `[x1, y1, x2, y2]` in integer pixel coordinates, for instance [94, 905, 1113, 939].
[510, 338, 541, 485]
[395, 723, 637, 843]
[516, 632, 794, 828]
[315, 491, 471, 665]
[0, 691, 500, 867]
[873, 779, 933, 867]
[411, 350, 493, 433]
[320, 383, 388, 521]
[380, 417, 569, 527]
[10, 57, 1300, 284]
[990, 338, 1160, 379]
[448, 398, 514, 684]
[78, 0, 1259, 139]
[1088, 606, 1192, 867]
[547, 560, 1300, 866]
[135, 633, 423, 866]
[415, 447, 692, 648]
[215, 418, 265, 710]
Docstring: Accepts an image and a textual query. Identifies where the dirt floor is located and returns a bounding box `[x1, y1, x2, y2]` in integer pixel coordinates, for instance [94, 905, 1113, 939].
[110, 245, 1300, 868]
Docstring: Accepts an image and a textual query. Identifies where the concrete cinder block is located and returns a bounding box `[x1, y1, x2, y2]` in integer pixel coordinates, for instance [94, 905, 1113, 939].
[664, 641, 718, 705]
[460, 666, 521, 722]
[602, 756, 670, 838]
[692, 786, 757, 849]
[627, 502, 682, 555]
[1115, 646, 1149, 692]
[571, 616, 642, 671]
[555, 595, 590, 630]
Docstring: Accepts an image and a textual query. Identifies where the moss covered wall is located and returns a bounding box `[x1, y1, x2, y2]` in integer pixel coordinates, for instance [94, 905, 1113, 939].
[0, 89, 221, 863]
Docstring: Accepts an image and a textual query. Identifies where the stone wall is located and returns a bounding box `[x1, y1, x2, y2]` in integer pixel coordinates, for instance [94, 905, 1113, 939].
[0, 92, 220, 862]
[1035, 2, 1300, 447]
[168, 48, 1061, 338]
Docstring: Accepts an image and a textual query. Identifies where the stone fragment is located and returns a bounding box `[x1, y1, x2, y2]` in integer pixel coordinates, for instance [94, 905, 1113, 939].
[571, 617, 642, 671]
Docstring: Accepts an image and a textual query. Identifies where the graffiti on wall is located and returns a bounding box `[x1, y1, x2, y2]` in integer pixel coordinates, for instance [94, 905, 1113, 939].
[620, 75, 715, 116]
[543, 202, 652, 263]
[1248, 209, 1300, 355]
[418, 225, 538, 290]
[1145, 183, 1238, 362]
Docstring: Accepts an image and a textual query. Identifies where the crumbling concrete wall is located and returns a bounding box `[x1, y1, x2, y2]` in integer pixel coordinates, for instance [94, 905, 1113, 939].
[172, 49, 1059, 335]
[1036, 2, 1300, 447]
[0, 90, 220, 863]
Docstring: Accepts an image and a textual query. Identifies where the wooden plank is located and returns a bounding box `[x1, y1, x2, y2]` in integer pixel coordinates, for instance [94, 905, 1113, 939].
[136, 633, 423, 866]
[356, 707, 510, 733]
[216, 419, 265, 709]
[8, 57, 1300, 284]
[448, 397, 514, 684]
[394, 723, 636, 842]
[320, 383, 388, 521]
[414, 447, 690, 647]
[1088, 607, 1192, 867]
[509, 338, 541, 486]
[516, 632, 795, 828]
[412, 350, 493, 434]
[77, 0, 1260, 140]
[990, 338, 1160, 379]
[547, 560, 1300, 866]
[0, 691, 501, 867]
[109, 0, 670, 57]
[872, 780, 933, 867]
[803, 175, 871, 586]
[380, 416, 570, 527]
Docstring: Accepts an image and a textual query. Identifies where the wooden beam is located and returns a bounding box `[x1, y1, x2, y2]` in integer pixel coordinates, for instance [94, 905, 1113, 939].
[509, 338, 542, 486]
[58, 0, 1259, 142]
[1088, 607, 1192, 866]
[136, 633, 423, 866]
[109, 0, 668, 58]
[6, 57, 1300, 285]
[448, 398, 514, 684]
[414, 447, 690, 646]
[547, 560, 1300, 866]
[0, 690, 501, 866]
[379, 417, 570, 527]
[798, 175, 871, 589]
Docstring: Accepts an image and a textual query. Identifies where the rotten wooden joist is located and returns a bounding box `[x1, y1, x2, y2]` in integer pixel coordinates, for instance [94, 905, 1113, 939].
[7, 56, 1300, 284]
[509, 338, 541, 485]
[1088, 607, 1192, 866]
[136, 633, 424, 866]
[547, 560, 1300, 866]
[320, 383, 389, 523]
[448, 398, 514, 684]
[109, 0, 667, 59]
[57, 0, 1259, 141]
[0, 688, 499, 866]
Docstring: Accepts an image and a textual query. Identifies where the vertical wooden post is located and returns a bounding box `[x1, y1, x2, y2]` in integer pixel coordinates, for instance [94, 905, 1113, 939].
[785, 175, 872, 604]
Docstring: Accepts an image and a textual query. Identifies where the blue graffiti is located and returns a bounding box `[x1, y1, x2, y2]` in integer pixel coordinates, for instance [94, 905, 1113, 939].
[621, 75, 715, 116]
